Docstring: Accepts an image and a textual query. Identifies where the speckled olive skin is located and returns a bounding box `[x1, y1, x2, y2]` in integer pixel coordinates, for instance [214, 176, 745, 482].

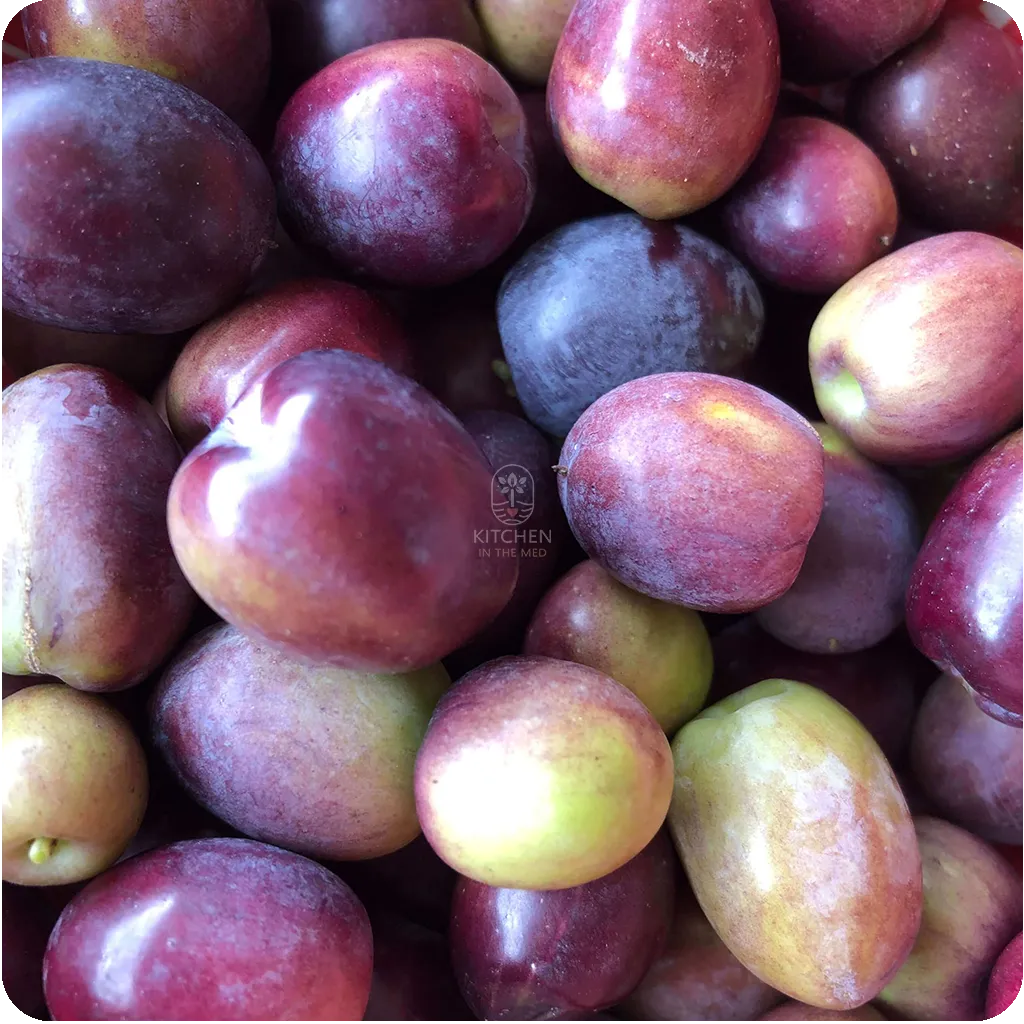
[2, 59, 275, 334]
[166, 278, 413, 450]
[760, 1002, 886, 1020]
[557, 373, 824, 613]
[271, 0, 484, 90]
[669, 681, 922, 1010]
[524, 560, 713, 734]
[809, 233, 1023, 465]
[755, 425, 918, 655]
[497, 214, 764, 437]
[273, 39, 535, 287]
[621, 882, 783, 1021]
[723, 118, 899, 294]
[906, 430, 1023, 725]
[414, 656, 673, 890]
[911, 673, 1023, 844]
[771, 0, 943, 84]
[2, 366, 196, 691]
[151, 623, 450, 860]
[850, 13, 1022, 234]
[878, 817, 1023, 1020]
[2, 685, 148, 887]
[548, 0, 779, 219]
[42, 839, 373, 1020]
[710, 619, 924, 765]
[22, 0, 270, 127]
[450, 832, 675, 1019]
[167, 349, 518, 672]
[476, 0, 575, 85]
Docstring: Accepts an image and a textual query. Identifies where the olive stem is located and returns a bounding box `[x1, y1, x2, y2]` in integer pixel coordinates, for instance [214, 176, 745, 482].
[27, 837, 57, 864]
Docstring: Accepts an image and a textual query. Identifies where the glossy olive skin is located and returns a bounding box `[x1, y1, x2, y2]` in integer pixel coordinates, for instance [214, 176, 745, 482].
[710, 618, 924, 765]
[2, 59, 275, 334]
[43, 839, 373, 1020]
[722, 118, 899, 294]
[271, 0, 484, 90]
[273, 39, 535, 287]
[415, 656, 673, 891]
[755, 425, 919, 655]
[809, 233, 1023, 465]
[621, 882, 783, 1021]
[450, 832, 676, 1019]
[2, 366, 195, 691]
[771, 0, 943, 84]
[670, 681, 922, 1009]
[22, 0, 271, 127]
[558, 373, 824, 613]
[850, 12, 1022, 234]
[498, 214, 764, 437]
[911, 673, 1023, 844]
[168, 349, 517, 672]
[906, 430, 1023, 725]
[548, 0, 779, 219]
[166, 278, 412, 450]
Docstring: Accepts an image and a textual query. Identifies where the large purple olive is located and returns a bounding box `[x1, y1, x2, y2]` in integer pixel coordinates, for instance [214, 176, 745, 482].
[273, 39, 534, 287]
[450, 832, 676, 1018]
[498, 214, 764, 437]
[850, 12, 1022, 234]
[906, 430, 1023, 725]
[2, 59, 275, 334]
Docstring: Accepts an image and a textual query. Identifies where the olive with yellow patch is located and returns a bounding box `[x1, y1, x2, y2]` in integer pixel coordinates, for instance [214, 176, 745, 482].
[415, 655, 674, 890]
[476, 0, 575, 85]
[548, 0, 779, 219]
[2, 684, 148, 886]
[22, 0, 271, 126]
[669, 679, 922, 1010]
[557, 372, 825, 613]
[151, 623, 451, 861]
[524, 559, 713, 733]
[2, 365, 196, 692]
[809, 232, 1023, 465]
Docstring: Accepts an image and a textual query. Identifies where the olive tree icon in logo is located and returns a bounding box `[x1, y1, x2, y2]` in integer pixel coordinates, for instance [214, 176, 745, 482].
[491, 464, 535, 526]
